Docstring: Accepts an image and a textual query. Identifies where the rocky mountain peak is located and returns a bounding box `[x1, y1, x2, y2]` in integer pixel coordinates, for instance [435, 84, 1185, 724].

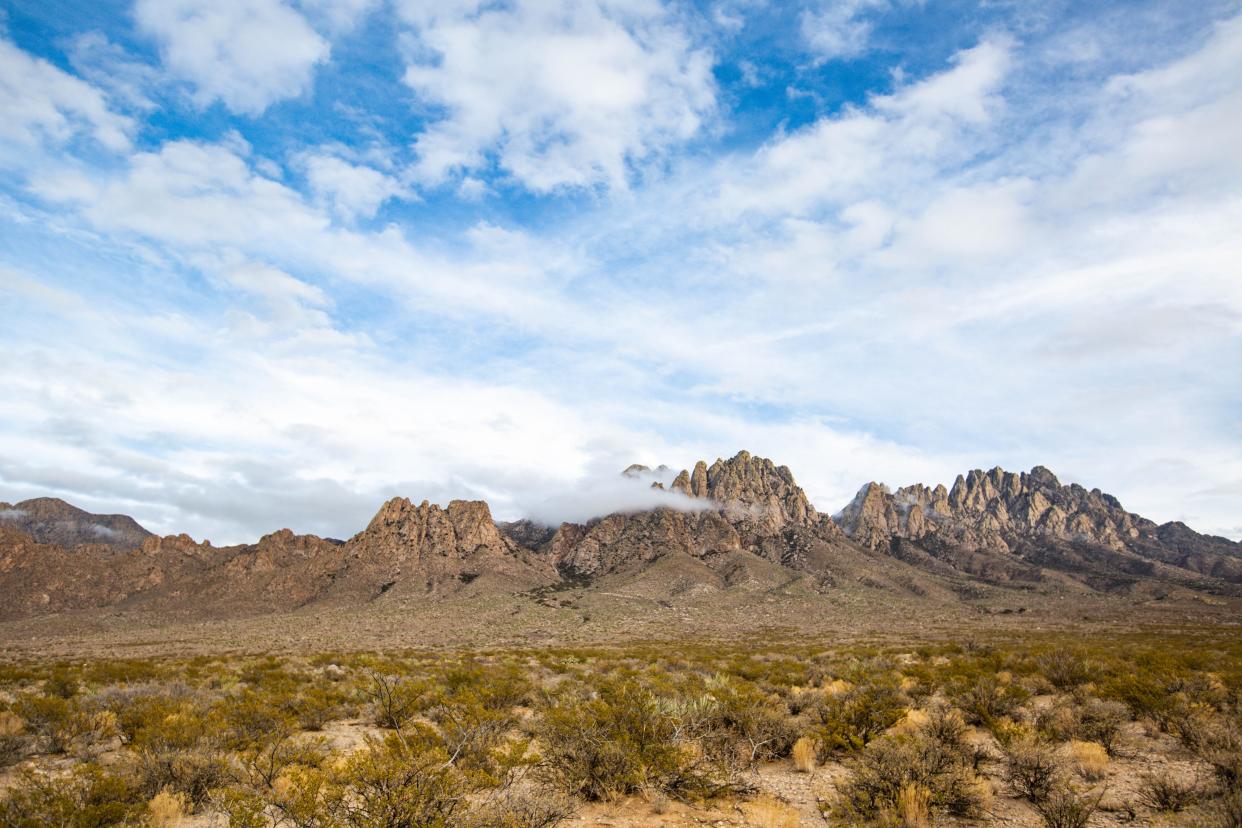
[542, 451, 837, 580]
[358, 497, 506, 559]
[327, 496, 553, 598]
[840, 464, 1146, 552]
[0, 497, 152, 551]
[669, 450, 818, 534]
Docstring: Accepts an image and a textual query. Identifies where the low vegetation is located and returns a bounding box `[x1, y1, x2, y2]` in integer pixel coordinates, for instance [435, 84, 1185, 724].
[0, 630, 1238, 825]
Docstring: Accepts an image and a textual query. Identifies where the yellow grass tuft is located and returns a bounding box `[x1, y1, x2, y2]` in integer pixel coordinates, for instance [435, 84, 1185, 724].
[147, 788, 189, 827]
[0, 710, 24, 737]
[1066, 739, 1109, 780]
[896, 782, 931, 828]
[744, 794, 800, 828]
[824, 678, 852, 696]
[792, 735, 818, 773]
[890, 708, 930, 735]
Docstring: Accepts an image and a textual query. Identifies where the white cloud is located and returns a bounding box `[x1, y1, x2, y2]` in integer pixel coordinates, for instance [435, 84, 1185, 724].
[134, 0, 330, 115]
[0, 37, 133, 153]
[302, 153, 406, 220]
[297, 0, 382, 33]
[801, 0, 886, 61]
[3, 10, 1242, 545]
[395, 0, 716, 191]
[709, 37, 1012, 220]
[521, 463, 713, 525]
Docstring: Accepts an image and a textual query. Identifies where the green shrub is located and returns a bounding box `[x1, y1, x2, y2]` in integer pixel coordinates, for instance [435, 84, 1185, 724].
[366, 671, 431, 730]
[538, 680, 730, 801]
[0, 764, 140, 827]
[1005, 740, 1064, 803]
[954, 674, 1028, 727]
[805, 680, 907, 755]
[292, 683, 348, 731]
[215, 689, 296, 749]
[1035, 784, 1102, 828]
[324, 729, 464, 826]
[834, 712, 988, 821]
[1036, 696, 1129, 755]
[1038, 652, 1095, 690]
[13, 693, 89, 754]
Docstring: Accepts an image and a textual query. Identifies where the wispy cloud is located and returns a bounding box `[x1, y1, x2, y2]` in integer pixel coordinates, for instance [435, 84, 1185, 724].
[0, 2, 1239, 544]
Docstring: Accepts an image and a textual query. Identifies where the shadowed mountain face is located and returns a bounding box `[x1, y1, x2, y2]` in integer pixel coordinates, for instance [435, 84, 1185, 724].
[0, 453, 1238, 623]
[0, 497, 152, 551]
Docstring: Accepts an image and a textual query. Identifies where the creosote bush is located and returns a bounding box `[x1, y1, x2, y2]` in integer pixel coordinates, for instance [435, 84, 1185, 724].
[0, 632, 1235, 826]
[834, 704, 989, 822]
[1005, 739, 1064, 803]
[1136, 769, 1199, 813]
[537, 679, 730, 801]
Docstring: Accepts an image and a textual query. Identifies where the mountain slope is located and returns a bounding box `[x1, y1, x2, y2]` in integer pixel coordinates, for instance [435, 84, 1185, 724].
[836, 465, 1242, 590]
[0, 497, 152, 551]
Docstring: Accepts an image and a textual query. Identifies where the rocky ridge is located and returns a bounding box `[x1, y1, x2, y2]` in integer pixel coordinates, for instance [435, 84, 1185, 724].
[531, 451, 848, 581]
[0, 453, 1238, 623]
[837, 466, 1242, 585]
[0, 497, 152, 551]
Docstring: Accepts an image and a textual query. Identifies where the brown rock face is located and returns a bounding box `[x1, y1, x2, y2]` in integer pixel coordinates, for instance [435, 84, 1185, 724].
[548, 451, 843, 579]
[330, 498, 554, 598]
[0, 497, 152, 551]
[0, 522, 346, 621]
[837, 466, 1242, 585]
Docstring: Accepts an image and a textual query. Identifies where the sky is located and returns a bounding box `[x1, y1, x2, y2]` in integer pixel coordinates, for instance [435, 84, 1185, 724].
[0, 0, 1239, 544]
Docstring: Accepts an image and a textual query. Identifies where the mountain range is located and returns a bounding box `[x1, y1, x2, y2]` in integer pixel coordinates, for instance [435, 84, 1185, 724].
[1, 451, 1239, 625]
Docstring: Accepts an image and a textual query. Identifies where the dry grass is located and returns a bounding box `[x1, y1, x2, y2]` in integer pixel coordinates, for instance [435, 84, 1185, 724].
[792, 735, 818, 773]
[743, 794, 800, 828]
[824, 678, 851, 696]
[643, 786, 671, 815]
[1065, 740, 1109, 781]
[890, 707, 930, 736]
[0, 710, 23, 737]
[895, 782, 932, 828]
[147, 788, 189, 827]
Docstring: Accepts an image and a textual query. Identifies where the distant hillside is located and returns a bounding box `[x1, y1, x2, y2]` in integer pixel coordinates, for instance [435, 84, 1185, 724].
[0, 496, 152, 551]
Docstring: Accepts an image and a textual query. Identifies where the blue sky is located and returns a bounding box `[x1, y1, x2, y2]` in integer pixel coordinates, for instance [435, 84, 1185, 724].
[0, 0, 1239, 543]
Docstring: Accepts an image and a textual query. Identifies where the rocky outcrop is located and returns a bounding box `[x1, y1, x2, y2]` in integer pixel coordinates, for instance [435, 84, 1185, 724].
[837, 466, 1242, 585]
[548, 451, 845, 580]
[0, 523, 346, 620]
[0, 497, 152, 551]
[330, 498, 555, 597]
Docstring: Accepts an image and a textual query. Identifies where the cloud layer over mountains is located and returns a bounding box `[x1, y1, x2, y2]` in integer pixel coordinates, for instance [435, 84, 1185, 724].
[0, 1, 1239, 543]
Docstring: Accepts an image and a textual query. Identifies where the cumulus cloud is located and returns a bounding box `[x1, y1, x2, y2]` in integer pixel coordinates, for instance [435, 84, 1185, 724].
[301, 153, 406, 221]
[2, 7, 1241, 545]
[134, 0, 330, 114]
[395, 0, 716, 191]
[0, 508, 28, 520]
[0, 36, 133, 154]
